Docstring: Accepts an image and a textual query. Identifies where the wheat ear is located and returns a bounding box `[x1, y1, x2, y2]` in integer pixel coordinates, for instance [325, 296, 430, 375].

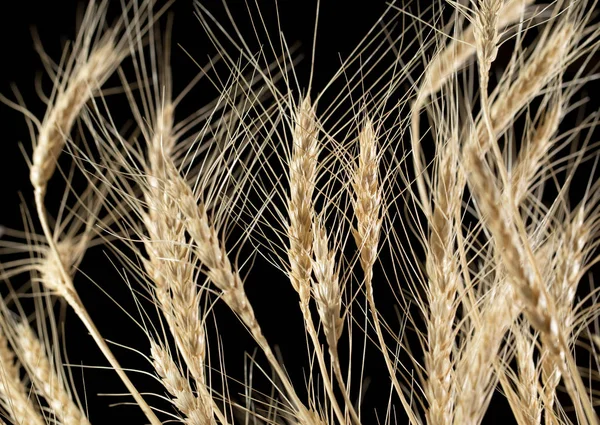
[514, 325, 542, 425]
[473, 0, 505, 171]
[511, 99, 563, 206]
[141, 103, 229, 425]
[287, 97, 319, 304]
[422, 138, 463, 425]
[453, 284, 520, 425]
[165, 162, 320, 425]
[351, 119, 419, 423]
[540, 206, 588, 420]
[30, 40, 119, 198]
[0, 324, 44, 425]
[311, 217, 363, 425]
[15, 322, 90, 425]
[282, 97, 354, 425]
[488, 24, 574, 137]
[473, 0, 503, 93]
[26, 5, 162, 422]
[143, 102, 207, 385]
[463, 129, 598, 425]
[411, 0, 532, 214]
[421, 0, 533, 100]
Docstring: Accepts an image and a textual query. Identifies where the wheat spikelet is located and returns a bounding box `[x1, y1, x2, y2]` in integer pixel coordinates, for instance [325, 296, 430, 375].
[15, 322, 90, 425]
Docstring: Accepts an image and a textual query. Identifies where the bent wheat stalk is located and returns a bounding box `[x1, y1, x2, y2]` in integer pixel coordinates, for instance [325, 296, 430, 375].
[27, 3, 164, 424]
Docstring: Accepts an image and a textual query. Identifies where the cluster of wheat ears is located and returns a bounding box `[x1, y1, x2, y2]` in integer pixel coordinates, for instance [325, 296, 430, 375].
[1, 0, 600, 424]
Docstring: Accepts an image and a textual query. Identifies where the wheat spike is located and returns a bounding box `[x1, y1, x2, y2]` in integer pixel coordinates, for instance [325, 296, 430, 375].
[0, 325, 44, 425]
[287, 97, 319, 304]
[16, 322, 90, 425]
